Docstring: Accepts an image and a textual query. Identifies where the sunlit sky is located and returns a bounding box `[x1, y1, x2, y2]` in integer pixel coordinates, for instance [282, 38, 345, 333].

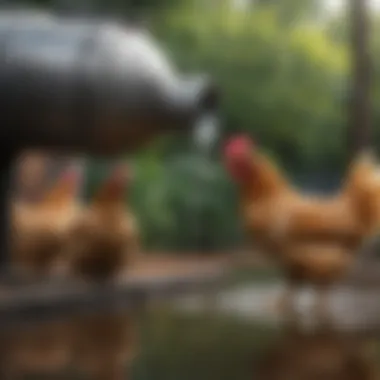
[326, 0, 380, 13]
[233, 0, 380, 14]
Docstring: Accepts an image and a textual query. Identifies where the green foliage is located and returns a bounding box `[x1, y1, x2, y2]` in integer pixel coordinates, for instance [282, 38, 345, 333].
[155, 5, 348, 171]
[128, 152, 244, 251]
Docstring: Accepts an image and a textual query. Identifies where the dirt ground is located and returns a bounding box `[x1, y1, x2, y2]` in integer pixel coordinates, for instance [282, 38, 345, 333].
[126, 250, 269, 279]
[130, 250, 380, 288]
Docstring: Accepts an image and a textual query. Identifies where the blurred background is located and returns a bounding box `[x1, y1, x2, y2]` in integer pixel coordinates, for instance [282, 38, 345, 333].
[11, 0, 380, 379]
[19, 0, 367, 253]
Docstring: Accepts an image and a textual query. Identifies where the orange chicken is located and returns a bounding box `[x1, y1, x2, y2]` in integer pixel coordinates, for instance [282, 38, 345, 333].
[224, 135, 380, 318]
[65, 163, 139, 282]
[11, 161, 83, 278]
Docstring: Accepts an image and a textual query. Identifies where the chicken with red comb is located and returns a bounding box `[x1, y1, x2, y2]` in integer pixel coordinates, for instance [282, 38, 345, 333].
[224, 137, 380, 320]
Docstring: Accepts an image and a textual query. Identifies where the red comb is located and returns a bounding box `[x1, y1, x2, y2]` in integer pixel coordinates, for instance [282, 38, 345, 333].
[104, 164, 134, 190]
[110, 163, 132, 180]
[97, 163, 132, 200]
[224, 135, 253, 157]
[60, 164, 82, 183]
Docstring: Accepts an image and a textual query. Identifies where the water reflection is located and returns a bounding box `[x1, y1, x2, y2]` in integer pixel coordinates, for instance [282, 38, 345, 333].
[0, 309, 138, 380]
[1, 309, 380, 380]
[255, 321, 380, 380]
[72, 311, 137, 380]
[1, 321, 71, 380]
[1, 319, 71, 379]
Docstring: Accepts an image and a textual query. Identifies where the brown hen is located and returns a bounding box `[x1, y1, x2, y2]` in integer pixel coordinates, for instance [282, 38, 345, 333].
[224, 135, 380, 318]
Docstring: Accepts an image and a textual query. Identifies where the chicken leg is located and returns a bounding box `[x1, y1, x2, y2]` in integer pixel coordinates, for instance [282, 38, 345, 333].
[314, 284, 332, 325]
[269, 279, 299, 321]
